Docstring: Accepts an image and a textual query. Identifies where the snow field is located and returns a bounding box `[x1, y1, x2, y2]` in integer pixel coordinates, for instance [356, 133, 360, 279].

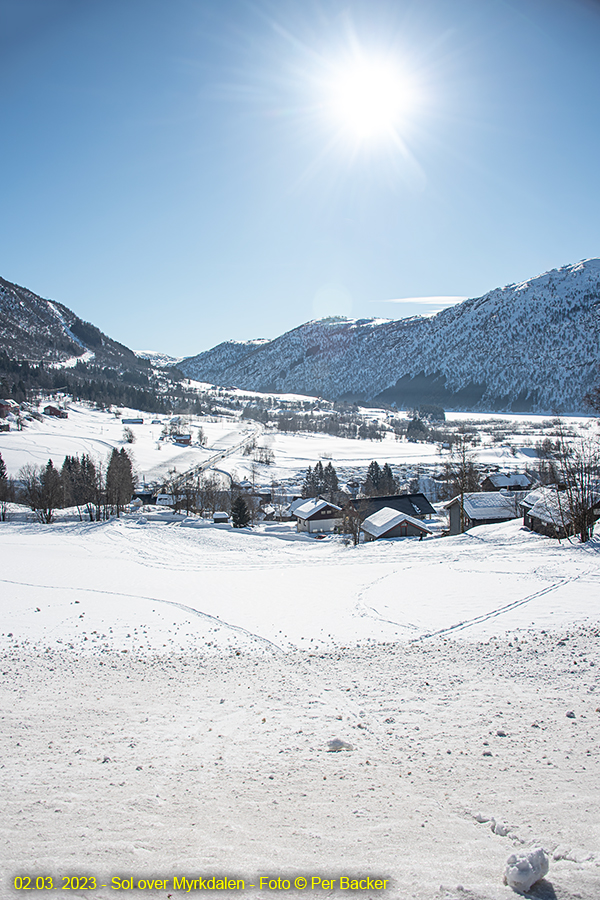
[1, 514, 599, 653]
[1, 630, 599, 899]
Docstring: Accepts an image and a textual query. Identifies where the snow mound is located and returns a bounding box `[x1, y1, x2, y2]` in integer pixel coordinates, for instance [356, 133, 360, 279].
[504, 848, 549, 893]
[327, 738, 354, 752]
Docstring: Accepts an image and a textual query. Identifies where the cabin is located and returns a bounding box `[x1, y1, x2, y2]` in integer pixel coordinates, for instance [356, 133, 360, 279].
[361, 507, 432, 542]
[445, 491, 521, 535]
[43, 405, 68, 418]
[213, 511, 230, 524]
[293, 497, 343, 534]
[172, 434, 192, 446]
[132, 491, 155, 505]
[122, 417, 144, 425]
[481, 472, 533, 492]
[350, 493, 435, 522]
[520, 485, 600, 539]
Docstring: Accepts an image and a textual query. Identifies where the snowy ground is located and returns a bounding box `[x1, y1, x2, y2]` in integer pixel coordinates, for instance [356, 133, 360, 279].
[2, 514, 599, 651]
[1, 513, 599, 899]
[2, 403, 599, 898]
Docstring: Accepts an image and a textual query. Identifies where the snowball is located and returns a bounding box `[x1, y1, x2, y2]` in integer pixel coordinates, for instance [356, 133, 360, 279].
[504, 848, 549, 892]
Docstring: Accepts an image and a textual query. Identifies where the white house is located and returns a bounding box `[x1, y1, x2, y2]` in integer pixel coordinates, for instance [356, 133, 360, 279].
[293, 498, 342, 534]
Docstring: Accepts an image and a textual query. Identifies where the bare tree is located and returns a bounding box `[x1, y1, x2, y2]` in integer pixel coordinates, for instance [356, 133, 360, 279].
[555, 424, 599, 542]
[340, 502, 363, 547]
[18, 460, 62, 523]
[444, 436, 481, 533]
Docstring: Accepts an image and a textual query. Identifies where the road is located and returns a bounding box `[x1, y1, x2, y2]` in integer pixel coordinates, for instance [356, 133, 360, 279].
[172, 421, 263, 488]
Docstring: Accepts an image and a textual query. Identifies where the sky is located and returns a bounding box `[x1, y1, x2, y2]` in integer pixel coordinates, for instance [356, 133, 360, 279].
[1, 0, 600, 358]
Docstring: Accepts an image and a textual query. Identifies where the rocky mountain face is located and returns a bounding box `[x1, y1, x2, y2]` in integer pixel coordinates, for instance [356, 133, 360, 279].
[0, 275, 145, 372]
[180, 259, 600, 413]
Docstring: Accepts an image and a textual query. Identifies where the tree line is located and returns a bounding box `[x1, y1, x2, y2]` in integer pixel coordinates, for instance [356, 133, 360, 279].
[0, 448, 135, 524]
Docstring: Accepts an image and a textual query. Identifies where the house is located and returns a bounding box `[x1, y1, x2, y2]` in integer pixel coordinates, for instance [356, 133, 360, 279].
[172, 434, 192, 446]
[481, 472, 533, 492]
[132, 491, 155, 505]
[43, 405, 68, 418]
[213, 511, 230, 524]
[350, 493, 435, 521]
[521, 487, 570, 538]
[520, 485, 600, 539]
[293, 497, 343, 533]
[361, 507, 432, 542]
[0, 400, 16, 418]
[122, 417, 144, 425]
[445, 491, 522, 535]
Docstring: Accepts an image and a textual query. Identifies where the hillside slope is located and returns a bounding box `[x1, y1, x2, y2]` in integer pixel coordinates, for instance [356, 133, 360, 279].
[180, 259, 600, 412]
[0, 275, 144, 372]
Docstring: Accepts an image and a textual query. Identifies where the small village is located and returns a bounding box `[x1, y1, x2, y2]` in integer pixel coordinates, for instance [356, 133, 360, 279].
[1, 392, 598, 545]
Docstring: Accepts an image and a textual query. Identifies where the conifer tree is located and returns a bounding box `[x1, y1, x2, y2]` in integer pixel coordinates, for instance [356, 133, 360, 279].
[0, 452, 13, 521]
[379, 463, 398, 496]
[363, 460, 382, 496]
[106, 447, 134, 516]
[231, 495, 251, 527]
[322, 462, 339, 499]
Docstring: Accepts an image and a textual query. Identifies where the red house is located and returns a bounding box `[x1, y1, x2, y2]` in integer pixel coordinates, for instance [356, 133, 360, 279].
[44, 405, 68, 419]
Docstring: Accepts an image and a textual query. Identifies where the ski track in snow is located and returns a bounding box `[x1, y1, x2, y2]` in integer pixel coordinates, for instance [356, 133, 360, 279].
[0, 578, 285, 653]
[412, 572, 588, 642]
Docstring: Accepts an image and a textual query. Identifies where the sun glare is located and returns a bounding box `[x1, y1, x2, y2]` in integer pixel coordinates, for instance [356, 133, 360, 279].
[328, 59, 415, 141]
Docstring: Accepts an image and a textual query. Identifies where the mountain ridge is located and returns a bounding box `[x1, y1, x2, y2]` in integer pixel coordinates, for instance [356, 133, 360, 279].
[179, 259, 600, 413]
[2, 260, 599, 413]
[0, 275, 146, 372]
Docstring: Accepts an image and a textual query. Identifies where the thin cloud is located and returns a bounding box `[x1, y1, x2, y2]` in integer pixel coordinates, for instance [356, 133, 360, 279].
[381, 295, 468, 305]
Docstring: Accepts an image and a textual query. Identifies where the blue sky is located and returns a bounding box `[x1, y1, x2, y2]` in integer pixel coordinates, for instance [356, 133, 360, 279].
[1, 0, 599, 357]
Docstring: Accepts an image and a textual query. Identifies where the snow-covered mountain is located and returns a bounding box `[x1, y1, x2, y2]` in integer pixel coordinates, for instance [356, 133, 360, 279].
[0, 275, 145, 372]
[134, 350, 184, 368]
[179, 259, 600, 412]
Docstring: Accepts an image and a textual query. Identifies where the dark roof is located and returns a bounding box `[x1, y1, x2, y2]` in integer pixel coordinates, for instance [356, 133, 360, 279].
[350, 493, 435, 520]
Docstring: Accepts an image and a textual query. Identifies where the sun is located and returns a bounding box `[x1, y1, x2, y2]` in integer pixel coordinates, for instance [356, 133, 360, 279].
[327, 59, 415, 141]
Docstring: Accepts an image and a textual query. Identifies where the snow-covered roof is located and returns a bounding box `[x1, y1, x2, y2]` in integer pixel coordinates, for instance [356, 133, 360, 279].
[485, 472, 532, 488]
[293, 497, 342, 520]
[525, 487, 600, 527]
[520, 485, 560, 510]
[446, 492, 519, 521]
[528, 494, 569, 527]
[288, 498, 307, 516]
[361, 507, 432, 539]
